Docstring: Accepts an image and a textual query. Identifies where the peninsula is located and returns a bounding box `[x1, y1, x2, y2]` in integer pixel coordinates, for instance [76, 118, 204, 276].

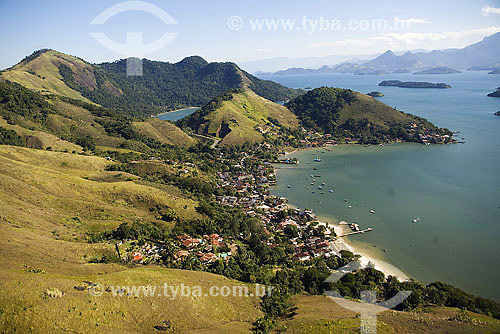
[488, 88, 500, 97]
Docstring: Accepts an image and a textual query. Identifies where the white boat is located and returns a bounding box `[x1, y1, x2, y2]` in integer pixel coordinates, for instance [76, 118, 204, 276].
[314, 157, 321, 162]
[287, 185, 292, 188]
[412, 218, 420, 223]
[318, 186, 322, 190]
[370, 210, 375, 214]
[329, 190, 334, 193]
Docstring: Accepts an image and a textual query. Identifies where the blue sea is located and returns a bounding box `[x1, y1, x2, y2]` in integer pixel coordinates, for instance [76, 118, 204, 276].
[259, 72, 500, 300]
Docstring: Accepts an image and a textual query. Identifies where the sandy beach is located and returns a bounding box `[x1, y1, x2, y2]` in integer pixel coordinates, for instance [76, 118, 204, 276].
[329, 224, 409, 281]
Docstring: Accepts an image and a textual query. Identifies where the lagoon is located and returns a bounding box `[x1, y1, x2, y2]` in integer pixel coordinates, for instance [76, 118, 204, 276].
[157, 107, 200, 122]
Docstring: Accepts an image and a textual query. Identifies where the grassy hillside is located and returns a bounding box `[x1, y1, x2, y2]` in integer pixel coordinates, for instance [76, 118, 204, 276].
[133, 118, 196, 148]
[0, 49, 116, 104]
[0, 81, 195, 153]
[0, 146, 264, 333]
[179, 88, 299, 145]
[274, 295, 500, 333]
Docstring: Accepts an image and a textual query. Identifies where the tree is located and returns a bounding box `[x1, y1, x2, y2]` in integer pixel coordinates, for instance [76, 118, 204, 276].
[283, 225, 299, 238]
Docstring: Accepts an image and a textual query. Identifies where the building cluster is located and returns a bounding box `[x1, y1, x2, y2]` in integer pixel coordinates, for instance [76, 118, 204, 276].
[214, 158, 340, 262]
[172, 233, 232, 264]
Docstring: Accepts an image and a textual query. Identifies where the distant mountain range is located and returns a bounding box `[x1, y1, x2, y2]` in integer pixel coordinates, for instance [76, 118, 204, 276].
[260, 32, 500, 76]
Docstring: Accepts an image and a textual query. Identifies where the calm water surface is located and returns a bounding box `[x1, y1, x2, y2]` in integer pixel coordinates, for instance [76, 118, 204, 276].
[262, 72, 500, 300]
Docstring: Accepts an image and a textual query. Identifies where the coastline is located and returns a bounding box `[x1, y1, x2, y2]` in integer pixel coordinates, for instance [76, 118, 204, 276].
[273, 146, 410, 282]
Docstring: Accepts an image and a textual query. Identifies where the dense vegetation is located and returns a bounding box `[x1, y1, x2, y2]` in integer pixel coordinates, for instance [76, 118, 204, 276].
[56, 54, 301, 116]
[0, 126, 25, 146]
[285, 87, 356, 133]
[176, 88, 241, 131]
[286, 86, 453, 144]
[0, 81, 53, 123]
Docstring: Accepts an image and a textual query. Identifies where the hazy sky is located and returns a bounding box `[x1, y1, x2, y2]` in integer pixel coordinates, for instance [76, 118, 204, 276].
[1, 0, 499, 69]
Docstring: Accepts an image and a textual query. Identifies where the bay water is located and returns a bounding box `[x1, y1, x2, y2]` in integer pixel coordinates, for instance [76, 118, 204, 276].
[260, 72, 500, 300]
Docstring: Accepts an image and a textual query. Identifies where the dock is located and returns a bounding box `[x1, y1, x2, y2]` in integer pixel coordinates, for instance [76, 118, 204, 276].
[338, 228, 373, 237]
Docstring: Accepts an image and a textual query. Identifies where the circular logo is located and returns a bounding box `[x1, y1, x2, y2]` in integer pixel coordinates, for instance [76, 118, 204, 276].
[88, 283, 105, 297]
[227, 16, 244, 31]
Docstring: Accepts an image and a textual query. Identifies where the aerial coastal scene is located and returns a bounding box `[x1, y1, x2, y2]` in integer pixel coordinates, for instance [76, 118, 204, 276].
[1, 1, 499, 333]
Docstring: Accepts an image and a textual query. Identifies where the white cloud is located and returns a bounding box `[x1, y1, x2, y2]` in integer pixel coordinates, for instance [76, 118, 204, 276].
[310, 26, 500, 53]
[482, 6, 500, 16]
[394, 17, 428, 24]
[256, 48, 276, 53]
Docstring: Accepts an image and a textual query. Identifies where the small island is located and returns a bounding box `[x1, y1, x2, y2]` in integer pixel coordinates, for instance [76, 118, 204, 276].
[413, 66, 461, 75]
[379, 80, 451, 89]
[487, 88, 500, 97]
[367, 91, 384, 97]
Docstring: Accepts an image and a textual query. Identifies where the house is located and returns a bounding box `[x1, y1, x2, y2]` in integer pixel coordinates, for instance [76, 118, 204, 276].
[131, 252, 143, 262]
[296, 252, 311, 262]
[208, 234, 224, 247]
[174, 250, 190, 260]
[199, 253, 218, 264]
[182, 238, 200, 249]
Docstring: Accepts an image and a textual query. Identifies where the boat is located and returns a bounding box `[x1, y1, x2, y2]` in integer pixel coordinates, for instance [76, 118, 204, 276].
[329, 190, 334, 193]
[287, 185, 292, 188]
[318, 186, 322, 190]
[322, 182, 325, 186]
[348, 205, 352, 209]
[314, 157, 321, 162]
[370, 210, 375, 214]
[412, 218, 420, 223]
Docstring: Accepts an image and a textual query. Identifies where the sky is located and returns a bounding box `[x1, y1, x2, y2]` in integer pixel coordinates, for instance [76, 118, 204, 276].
[1, 0, 499, 70]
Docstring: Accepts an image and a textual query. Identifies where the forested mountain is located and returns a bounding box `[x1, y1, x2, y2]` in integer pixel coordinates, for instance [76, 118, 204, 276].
[0, 49, 302, 116]
[285, 87, 453, 144]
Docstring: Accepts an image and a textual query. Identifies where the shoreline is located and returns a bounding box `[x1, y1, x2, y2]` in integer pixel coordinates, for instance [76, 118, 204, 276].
[273, 146, 410, 281]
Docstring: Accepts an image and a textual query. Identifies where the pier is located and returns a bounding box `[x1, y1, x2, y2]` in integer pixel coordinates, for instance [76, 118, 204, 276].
[338, 228, 373, 237]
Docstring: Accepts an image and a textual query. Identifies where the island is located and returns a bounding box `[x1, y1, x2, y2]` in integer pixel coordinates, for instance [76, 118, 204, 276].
[467, 66, 500, 71]
[367, 91, 384, 97]
[379, 80, 451, 89]
[413, 66, 461, 75]
[487, 88, 500, 97]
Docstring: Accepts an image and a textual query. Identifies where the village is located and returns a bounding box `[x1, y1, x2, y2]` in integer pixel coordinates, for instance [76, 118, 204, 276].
[118, 142, 345, 267]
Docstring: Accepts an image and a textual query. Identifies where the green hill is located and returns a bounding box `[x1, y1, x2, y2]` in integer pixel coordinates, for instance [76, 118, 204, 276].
[132, 118, 196, 148]
[0, 146, 262, 334]
[275, 295, 500, 334]
[0, 49, 120, 104]
[285, 86, 453, 144]
[1, 50, 302, 116]
[178, 88, 299, 145]
[0, 81, 195, 152]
